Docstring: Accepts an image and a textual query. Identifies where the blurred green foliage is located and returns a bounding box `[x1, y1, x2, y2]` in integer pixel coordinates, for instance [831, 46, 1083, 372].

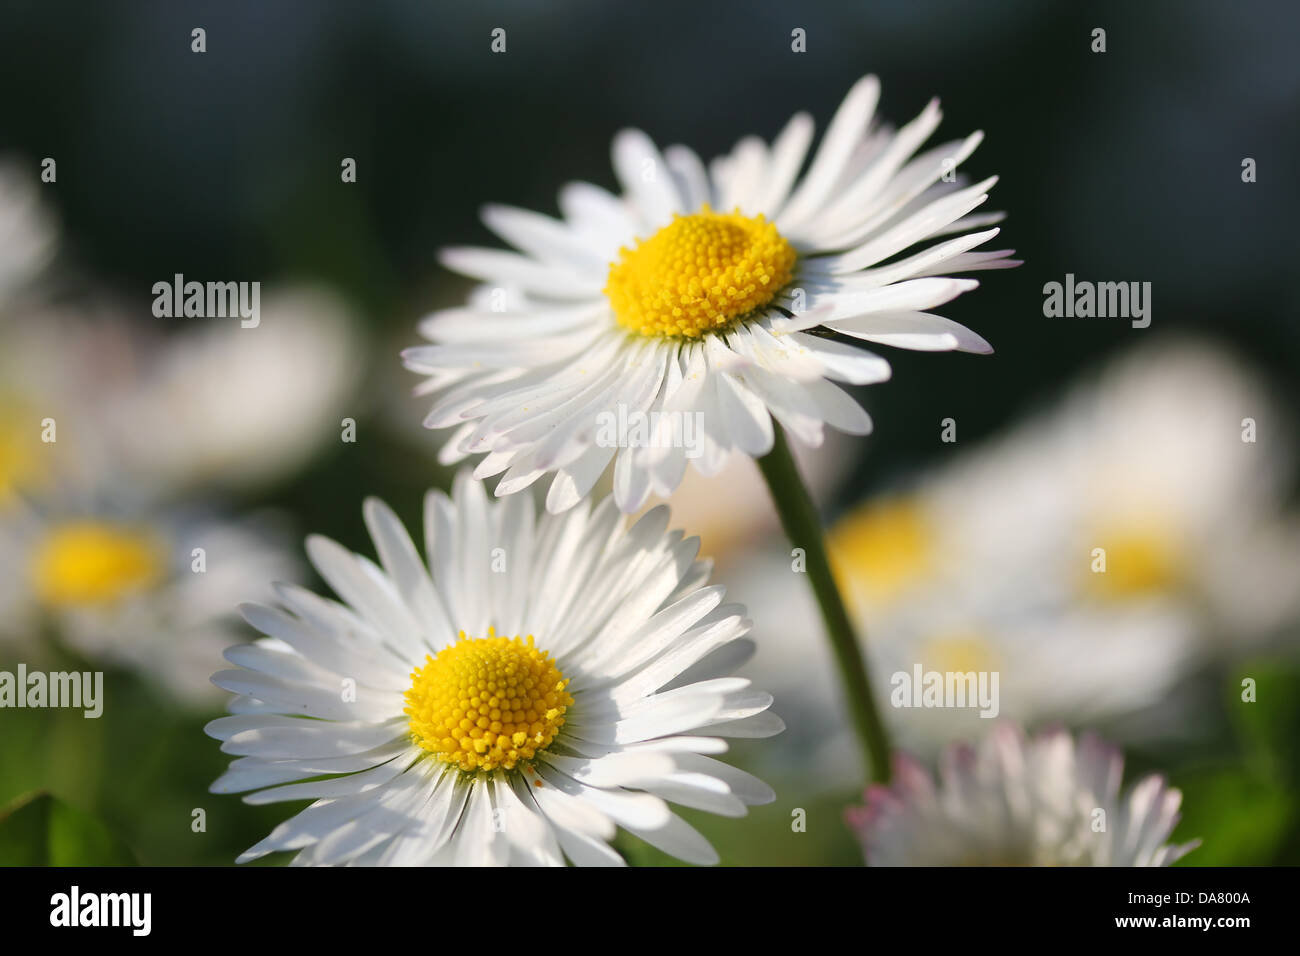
[0, 791, 137, 866]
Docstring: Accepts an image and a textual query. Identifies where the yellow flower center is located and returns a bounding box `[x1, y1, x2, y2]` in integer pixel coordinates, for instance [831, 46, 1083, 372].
[605, 205, 796, 337]
[1087, 522, 1186, 600]
[830, 497, 933, 611]
[32, 521, 165, 607]
[921, 632, 997, 675]
[404, 629, 573, 773]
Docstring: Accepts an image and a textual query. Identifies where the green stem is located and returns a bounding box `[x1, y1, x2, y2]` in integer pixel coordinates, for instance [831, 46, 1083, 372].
[756, 426, 892, 784]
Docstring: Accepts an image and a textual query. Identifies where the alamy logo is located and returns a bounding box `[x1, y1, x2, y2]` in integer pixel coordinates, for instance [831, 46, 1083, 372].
[50, 886, 151, 936]
[890, 664, 1000, 718]
[151, 274, 260, 327]
[0, 665, 103, 718]
[1042, 273, 1151, 328]
[594, 405, 704, 459]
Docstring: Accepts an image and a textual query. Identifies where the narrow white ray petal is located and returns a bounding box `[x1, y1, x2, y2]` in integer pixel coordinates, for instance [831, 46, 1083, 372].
[481, 202, 610, 274]
[827, 310, 993, 354]
[612, 128, 683, 229]
[362, 496, 456, 650]
[439, 246, 603, 298]
[240, 759, 409, 805]
[777, 74, 881, 229]
[799, 98, 943, 242]
[417, 301, 604, 342]
[716, 135, 769, 212]
[751, 111, 814, 215]
[620, 812, 720, 866]
[557, 180, 638, 259]
[664, 144, 714, 211]
[639, 773, 747, 817]
[783, 332, 892, 385]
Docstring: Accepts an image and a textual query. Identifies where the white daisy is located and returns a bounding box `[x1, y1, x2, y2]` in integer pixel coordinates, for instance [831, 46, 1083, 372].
[106, 286, 362, 495]
[891, 336, 1300, 662]
[2, 287, 362, 503]
[404, 75, 1016, 513]
[0, 303, 337, 699]
[846, 724, 1199, 866]
[0, 159, 57, 309]
[0, 498, 296, 700]
[732, 338, 1300, 780]
[727, 546, 1198, 789]
[206, 474, 780, 866]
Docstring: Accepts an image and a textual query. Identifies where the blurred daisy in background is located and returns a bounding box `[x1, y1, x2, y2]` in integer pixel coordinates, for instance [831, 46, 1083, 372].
[404, 74, 1016, 513]
[0, 497, 294, 700]
[208, 475, 780, 866]
[0, 161, 56, 309]
[0, 195, 365, 698]
[637, 429, 857, 565]
[905, 337, 1300, 662]
[0, 302, 317, 699]
[105, 286, 362, 495]
[846, 724, 1198, 866]
[731, 337, 1299, 785]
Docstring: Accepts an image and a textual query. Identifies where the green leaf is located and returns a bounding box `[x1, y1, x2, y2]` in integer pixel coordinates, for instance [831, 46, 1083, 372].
[0, 791, 138, 866]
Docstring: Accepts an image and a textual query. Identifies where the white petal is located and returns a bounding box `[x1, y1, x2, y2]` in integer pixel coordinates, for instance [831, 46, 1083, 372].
[612, 128, 682, 229]
[777, 75, 881, 230]
[827, 310, 993, 353]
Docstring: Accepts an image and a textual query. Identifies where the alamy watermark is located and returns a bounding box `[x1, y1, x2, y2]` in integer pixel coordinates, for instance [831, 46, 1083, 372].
[151, 273, 260, 327]
[890, 664, 999, 718]
[594, 404, 704, 458]
[0, 664, 103, 718]
[1042, 273, 1151, 328]
[50, 886, 150, 936]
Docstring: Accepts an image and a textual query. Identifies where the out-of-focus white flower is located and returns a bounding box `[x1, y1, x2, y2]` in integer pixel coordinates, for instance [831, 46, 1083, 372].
[0, 499, 296, 701]
[729, 545, 1201, 788]
[639, 428, 856, 566]
[109, 286, 362, 495]
[846, 724, 1198, 866]
[0, 160, 57, 308]
[3, 287, 362, 503]
[0, 308, 140, 503]
[909, 337, 1299, 656]
[0, 286, 361, 699]
[733, 338, 1298, 782]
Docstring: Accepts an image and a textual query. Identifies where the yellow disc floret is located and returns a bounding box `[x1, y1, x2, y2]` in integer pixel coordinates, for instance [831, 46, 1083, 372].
[830, 497, 933, 611]
[1085, 523, 1186, 600]
[605, 205, 797, 337]
[405, 629, 573, 773]
[31, 521, 164, 607]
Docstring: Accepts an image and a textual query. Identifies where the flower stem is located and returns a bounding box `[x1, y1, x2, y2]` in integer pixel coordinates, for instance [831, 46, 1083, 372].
[756, 426, 892, 784]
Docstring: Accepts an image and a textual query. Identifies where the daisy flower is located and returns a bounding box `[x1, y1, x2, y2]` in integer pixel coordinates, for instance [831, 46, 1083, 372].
[867, 337, 1300, 666]
[0, 301, 351, 698]
[731, 338, 1299, 782]
[0, 498, 296, 699]
[2, 286, 362, 505]
[846, 725, 1199, 866]
[0, 159, 56, 309]
[106, 286, 362, 495]
[404, 75, 1016, 513]
[727, 546, 1197, 789]
[206, 474, 780, 866]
